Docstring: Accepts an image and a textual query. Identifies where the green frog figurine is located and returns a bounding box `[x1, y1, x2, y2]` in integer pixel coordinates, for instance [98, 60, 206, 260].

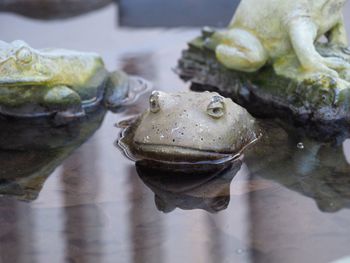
[0, 40, 147, 123]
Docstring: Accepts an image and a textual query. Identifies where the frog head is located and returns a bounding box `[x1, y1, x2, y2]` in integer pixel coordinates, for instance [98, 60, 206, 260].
[0, 40, 104, 88]
[120, 91, 260, 162]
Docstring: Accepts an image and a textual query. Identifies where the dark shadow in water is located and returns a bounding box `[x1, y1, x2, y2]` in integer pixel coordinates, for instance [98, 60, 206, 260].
[0, 114, 93, 151]
[122, 51, 165, 263]
[135, 160, 242, 213]
[246, 121, 350, 263]
[127, 165, 164, 263]
[0, 0, 113, 20]
[61, 136, 103, 263]
[0, 199, 34, 263]
[245, 120, 350, 213]
[0, 107, 106, 201]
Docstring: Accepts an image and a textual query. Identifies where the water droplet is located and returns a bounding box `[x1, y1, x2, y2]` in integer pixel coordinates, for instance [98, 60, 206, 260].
[297, 142, 304, 149]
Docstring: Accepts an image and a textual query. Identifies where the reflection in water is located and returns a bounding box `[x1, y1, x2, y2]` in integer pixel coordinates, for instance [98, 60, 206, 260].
[136, 160, 242, 213]
[245, 121, 350, 213]
[122, 51, 165, 263]
[0, 107, 106, 200]
[128, 165, 164, 263]
[245, 121, 350, 263]
[61, 140, 102, 263]
[0, 116, 86, 151]
[0, 199, 35, 262]
[2, 4, 350, 262]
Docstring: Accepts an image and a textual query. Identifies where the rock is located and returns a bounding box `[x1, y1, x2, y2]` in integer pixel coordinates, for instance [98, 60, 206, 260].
[177, 31, 350, 141]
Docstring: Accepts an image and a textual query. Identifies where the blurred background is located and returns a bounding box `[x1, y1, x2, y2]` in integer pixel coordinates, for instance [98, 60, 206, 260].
[1, 1, 350, 263]
[0, 0, 239, 26]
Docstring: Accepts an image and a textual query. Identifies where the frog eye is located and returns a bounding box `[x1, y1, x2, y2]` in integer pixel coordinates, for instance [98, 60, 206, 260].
[207, 96, 225, 119]
[16, 47, 32, 64]
[149, 91, 161, 113]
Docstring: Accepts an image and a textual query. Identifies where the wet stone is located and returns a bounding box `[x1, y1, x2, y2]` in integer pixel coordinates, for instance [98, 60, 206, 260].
[177, 30, 350, 142]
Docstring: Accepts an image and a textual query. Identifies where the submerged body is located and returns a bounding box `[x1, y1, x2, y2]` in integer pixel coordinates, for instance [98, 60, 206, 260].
[216, 0, 350, 81]
[0, 40, 144, 122]
[119, 91, 260, 163]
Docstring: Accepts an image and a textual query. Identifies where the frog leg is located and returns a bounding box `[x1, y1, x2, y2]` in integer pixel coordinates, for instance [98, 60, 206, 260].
[288, 16, 350, 79]
[323, 16, 350, 81]
[104, 71, 150, 109]
[215, 28, 268, 72]
[326, 15, 348, 47]
[43, 85, 84, 121]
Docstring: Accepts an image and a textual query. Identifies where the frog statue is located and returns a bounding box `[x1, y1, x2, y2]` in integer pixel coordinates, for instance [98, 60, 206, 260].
[177, 0, 350, 140]
[118, 90, 260, 163]
[215, 0, 350, 82]
[0, 40, 147, 123]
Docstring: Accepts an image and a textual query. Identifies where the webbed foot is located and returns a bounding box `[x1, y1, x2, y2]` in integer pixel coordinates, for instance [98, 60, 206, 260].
[322, 56, 350, 71]
[44, 86, 85, 124]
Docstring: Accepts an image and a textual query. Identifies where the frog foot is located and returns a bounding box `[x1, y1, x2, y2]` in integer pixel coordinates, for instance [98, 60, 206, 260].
[105, 71, 151, 111]
[322, 56, 350, 71]
[302, 56, 350, 81]
[340, 68, 350, 82]
[300, 74, 350, 106]
[44, 85, 85, 124]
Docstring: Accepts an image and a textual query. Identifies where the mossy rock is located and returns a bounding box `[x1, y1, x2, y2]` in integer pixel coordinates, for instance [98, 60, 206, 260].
[177, 29, 350, 141]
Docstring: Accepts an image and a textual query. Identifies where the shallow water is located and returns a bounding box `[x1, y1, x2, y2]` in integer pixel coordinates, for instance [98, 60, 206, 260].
[1, 4, 350, 263]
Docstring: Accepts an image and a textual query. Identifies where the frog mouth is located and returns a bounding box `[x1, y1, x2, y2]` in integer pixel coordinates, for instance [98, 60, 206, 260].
[134, 136, 259, 163]
[135, 142, 241, 162]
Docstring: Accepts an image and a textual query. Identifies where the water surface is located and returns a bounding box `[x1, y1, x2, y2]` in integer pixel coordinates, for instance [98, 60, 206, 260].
[1, 4, 350, 263]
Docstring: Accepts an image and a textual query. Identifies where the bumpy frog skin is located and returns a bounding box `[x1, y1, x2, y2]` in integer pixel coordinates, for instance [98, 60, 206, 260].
[216, 0, 350, 83]
[0, 40, 142, 120]
[119, 91, 260, 162]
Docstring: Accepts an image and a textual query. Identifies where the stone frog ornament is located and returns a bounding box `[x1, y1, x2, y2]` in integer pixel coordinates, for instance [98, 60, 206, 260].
[177, 1, 350, 140]
[0, 40, 147, 123]
[215, 0, 350, 82]
[118, 91, 260, 163]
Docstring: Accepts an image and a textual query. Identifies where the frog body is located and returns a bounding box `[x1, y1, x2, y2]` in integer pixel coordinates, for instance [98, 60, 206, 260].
[215, 0, 350, 83]
[0, 40, 145, 122]
[118, 91, 260, 163]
